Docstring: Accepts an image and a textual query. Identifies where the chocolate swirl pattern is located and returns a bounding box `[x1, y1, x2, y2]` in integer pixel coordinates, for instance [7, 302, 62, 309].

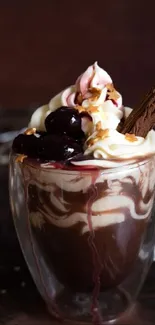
[22, 158, 155, 235]
[17, 156, 155, 293]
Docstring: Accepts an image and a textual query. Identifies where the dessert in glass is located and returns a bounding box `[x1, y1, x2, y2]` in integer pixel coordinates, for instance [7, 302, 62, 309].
[9, 62, 155, 324]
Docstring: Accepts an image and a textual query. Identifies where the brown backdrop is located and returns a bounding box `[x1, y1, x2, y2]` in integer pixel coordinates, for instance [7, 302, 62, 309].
[0, 0, 155, 110]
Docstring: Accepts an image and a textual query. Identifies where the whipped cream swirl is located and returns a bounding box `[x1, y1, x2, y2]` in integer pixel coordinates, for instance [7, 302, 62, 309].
[23, 156, 155, 234]
[30, 62, 123, 132]
[29, 62, 155, 167]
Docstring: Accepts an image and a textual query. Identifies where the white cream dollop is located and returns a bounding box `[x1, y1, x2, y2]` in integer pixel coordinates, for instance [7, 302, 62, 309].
[29, 62, 155, 168]
[29, 62, 123, 133]
[85, 129, 155, 159]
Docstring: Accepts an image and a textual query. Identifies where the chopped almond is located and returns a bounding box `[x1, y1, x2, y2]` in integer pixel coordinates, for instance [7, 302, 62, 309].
[89, 87, 101, 96]
[87, 106, 99, 113]
[75, 105, 86, 113]
[96, 121, 102, 131]
[87, 137, 99, 148]
[108, 90, 120, 101]
[125, 133, 138, 142]
[87, 128, 109, 148]
[106, 83, 120, 101]
[106, 83, 114, 92]
[96, 128, 109, 139]
[88, 87, 101, 102]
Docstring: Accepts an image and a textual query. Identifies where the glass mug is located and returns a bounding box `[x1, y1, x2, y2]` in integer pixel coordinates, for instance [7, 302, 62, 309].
[9, 152, 155, 324]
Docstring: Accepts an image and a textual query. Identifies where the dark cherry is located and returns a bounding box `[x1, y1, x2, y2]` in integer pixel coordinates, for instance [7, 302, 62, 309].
[45, 106, 84, 139]
[38, 134, 83, 161]
[12, 134, 40, 157]
[12, 133, 83, 162]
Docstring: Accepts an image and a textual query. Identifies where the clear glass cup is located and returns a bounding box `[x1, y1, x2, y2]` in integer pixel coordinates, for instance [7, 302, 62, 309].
[9, 152, 155, 324]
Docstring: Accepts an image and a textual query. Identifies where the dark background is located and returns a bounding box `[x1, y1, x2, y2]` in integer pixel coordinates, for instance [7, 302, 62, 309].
[0, 0, 155, 111]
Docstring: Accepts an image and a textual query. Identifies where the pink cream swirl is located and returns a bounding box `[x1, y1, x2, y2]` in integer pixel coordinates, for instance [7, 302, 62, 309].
[76, 61, 112, 98]
[29, 62, 122, 132]
[60, 62, 121, 108]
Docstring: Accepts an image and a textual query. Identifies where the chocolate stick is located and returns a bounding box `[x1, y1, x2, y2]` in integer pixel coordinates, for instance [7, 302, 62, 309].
[117, 87, 155, 137]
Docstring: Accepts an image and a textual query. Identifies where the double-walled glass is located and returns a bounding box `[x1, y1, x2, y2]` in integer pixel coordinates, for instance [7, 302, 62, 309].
[9, 153, 155, 324]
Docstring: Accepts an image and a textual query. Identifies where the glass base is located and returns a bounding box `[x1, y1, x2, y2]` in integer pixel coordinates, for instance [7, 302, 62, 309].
[47, 288, 131, 324]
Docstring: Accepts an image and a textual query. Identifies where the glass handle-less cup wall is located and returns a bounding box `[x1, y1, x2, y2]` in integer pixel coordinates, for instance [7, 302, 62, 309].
[9, 152, 155, 324]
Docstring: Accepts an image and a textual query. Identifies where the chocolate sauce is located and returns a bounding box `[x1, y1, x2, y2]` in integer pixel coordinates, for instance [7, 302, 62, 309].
[21, 157, 155, 324]
[31, 213, 147, 291]
[28, 177, 150, 293]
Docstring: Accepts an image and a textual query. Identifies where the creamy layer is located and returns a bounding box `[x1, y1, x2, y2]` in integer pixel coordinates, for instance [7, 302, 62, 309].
[29, 62, 122, 133]
[22, 156, 155, 234]
[74, 130, 155, 164]
[29, 62, 155, 168]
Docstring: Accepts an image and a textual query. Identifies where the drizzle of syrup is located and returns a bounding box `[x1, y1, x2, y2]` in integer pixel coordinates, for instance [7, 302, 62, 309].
[86, 170, 103, 325]
[40, 160, 99, 171]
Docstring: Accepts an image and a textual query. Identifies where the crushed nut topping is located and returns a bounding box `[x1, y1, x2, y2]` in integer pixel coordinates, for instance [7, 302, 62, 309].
[125, 133, 138, 142]
[15, 154, 27, 163]
[88, 87, 101, 102]
[96, 128, 109, 139]
[75, 105, 86, 113]
[106, 83, 115, 92]
[87, 137, 99, 147]
[108, 91, 120, 101]
[89, 87, 101, 96]
[87, 128, 109, 147]
[106, 83, 120, 101]
[24, 128, 36, 135]
[75, 104, 99, 114]
[87, 106, 99, 113]
[96, 121, 102, 131]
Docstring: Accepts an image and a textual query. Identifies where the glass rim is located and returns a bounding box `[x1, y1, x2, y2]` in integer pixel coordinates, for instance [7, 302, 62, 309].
[11, 152, 155, 175]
